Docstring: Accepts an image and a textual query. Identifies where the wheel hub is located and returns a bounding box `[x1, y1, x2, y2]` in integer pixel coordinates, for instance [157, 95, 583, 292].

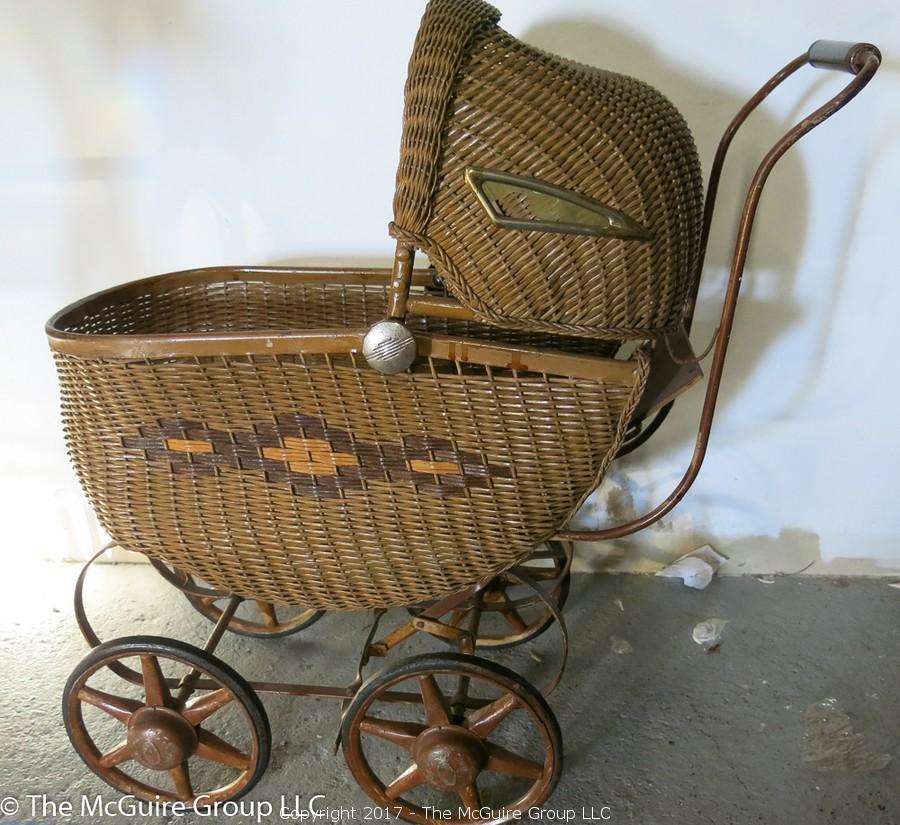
[413, 725, 487, 789]
[126, 707, 198, 770]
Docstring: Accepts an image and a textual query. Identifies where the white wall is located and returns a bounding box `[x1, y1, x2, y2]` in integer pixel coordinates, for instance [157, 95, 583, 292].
[1, 0, 898, 574]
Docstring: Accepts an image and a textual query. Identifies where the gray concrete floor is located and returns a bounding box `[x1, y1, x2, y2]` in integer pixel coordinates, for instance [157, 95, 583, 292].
[0, 561, 897, 824]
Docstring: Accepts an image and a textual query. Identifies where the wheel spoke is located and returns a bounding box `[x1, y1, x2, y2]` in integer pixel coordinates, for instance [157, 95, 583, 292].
[458, 782, 482, 812]
[491, 591, 530, 633]
[466, 692, 519, 738]
[384, 764, 425, 799]
[485, 743, 543, 779]
[195, 729, 250, 770]
[418, 674, 450, 726]
[78, 687, 141, 724]
[140, 655, 171, 707]
[182, 688, 235, 726]
[359, 717, 425, 751]
[99, 740, 133, 768]
[170, 762, 193, 801]
[255, 601, 278, 627]
[501, 606, 529, 634]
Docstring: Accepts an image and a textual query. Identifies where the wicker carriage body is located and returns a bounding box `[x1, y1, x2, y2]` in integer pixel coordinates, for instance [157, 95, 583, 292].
[45, 0, 712, 610]
[48, 270, 647, 609]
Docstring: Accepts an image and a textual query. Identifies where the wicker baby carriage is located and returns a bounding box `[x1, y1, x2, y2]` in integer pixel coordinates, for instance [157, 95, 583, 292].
[48, 1, 879, 821]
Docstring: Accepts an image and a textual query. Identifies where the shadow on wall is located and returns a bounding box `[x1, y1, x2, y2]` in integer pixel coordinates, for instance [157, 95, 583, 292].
[523, 20, 896, 571]
[522, 17, 811, 451]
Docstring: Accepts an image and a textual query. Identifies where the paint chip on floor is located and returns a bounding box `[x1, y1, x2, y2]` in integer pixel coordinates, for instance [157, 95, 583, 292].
[801, 698, 892, 772]
[610, 635, 633, 655]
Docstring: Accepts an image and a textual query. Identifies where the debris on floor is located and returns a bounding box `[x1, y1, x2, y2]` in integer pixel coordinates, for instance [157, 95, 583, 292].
[609, 635, 633, 655]
[888, 582, 900, 590]
[801, 698, 892, 772]
[692, 618, 728, 647]
[754, 574, 777, 584]
[656, 544, 728, 589]
[614, 598, 625, 611]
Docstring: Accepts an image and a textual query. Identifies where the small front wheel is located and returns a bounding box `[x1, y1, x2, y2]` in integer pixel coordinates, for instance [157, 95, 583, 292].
[342, 653, 562, 824]
[63, 635, 270, 806]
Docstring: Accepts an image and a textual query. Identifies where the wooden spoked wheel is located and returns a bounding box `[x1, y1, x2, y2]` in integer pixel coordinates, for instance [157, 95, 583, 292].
[411, 541, 571, 649]
[63, 636, 270, 807]
[150, 559, 323, 638]
[185, 592, 324, 639]
[342, 653, 562, 825]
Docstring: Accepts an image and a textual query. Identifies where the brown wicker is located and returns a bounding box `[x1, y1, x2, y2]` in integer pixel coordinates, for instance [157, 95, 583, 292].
[43, 0, 710, 611]
[48, 270, 647, 609]
[392, 0, 704, 339]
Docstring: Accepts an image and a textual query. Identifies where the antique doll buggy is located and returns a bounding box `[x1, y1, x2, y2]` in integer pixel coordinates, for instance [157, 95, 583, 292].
[46, 1, 879, 821]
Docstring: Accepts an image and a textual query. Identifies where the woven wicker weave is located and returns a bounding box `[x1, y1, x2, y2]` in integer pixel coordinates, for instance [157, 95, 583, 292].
[49, 273, 647, 609]
[392, 0, 703, 339]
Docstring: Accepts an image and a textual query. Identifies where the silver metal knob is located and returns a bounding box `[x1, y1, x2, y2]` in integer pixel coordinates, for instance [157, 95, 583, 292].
[362, 320, 417, 374]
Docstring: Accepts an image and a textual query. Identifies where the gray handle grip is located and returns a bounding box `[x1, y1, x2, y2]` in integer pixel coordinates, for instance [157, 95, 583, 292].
[808, 40, 881, 74]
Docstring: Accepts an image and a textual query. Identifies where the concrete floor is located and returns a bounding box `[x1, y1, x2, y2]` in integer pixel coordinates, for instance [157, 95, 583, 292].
[0, 561, 897, 824]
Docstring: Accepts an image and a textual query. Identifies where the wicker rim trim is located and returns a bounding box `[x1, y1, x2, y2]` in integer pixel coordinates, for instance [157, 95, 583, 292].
[392, 0, 500, 235]
[46, 266, 434, 358]
[46, 267, 642, 384]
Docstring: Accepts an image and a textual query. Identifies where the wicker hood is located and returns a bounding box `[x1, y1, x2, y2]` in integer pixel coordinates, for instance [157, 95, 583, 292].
[392, 0, 703, 340]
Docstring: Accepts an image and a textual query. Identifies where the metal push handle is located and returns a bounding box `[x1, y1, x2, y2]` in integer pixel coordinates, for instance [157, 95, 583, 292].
[808, 40, 881, 74]
[559, 41, 881, 542]
[614, 39, 882, 458]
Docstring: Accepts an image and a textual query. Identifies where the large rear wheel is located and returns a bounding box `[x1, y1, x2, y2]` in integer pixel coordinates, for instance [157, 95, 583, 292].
[63, 635, 270, 806]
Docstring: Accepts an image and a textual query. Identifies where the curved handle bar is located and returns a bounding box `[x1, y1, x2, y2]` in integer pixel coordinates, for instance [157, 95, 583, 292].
[614, 39, 881, 459]
[559, 44, 881, 542]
